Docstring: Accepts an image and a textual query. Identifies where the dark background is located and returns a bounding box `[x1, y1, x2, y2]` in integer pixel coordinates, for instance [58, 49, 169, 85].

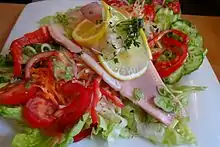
[0, 0, 220, 16]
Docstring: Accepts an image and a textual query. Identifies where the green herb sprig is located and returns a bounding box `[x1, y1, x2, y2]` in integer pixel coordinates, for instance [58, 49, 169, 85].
[116, 18, 144, 50]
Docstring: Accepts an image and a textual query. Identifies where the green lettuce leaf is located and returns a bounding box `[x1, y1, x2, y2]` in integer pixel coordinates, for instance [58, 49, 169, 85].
[38, 16, 55, 26]
[0, 54, 13, 83]
[121, 102, 146, 132]
[137, 122, 166, 144]
[154, 95, 175, 113]
[163, 119, 196, 145]
[0, 106, 23, 121]
[0, 83, 8, 88]
[92, 115, 107, 135]
[132, 119, 196, 146]
[154, 85, 206, 114]
[12, 127, 54, 147]
[58, 113, 90, 147]
[0, 54, 13, 68]
[155, 8, 180, 30]
[121, 100, 195, 146]
[93, 97, 128, 141]
[95, 111, 128, 142]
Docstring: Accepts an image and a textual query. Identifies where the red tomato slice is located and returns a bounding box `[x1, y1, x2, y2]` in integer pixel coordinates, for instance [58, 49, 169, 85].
[58, 82, 92, 130]
[23, 96, 58, 128]
[61, 81, 85, 96]
[0, 81, 37, 105]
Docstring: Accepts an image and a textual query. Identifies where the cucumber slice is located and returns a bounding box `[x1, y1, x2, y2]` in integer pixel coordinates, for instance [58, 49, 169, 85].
[155, 8, 180, 30]
[167, 19, 205, 80]
[172, 20, 197, 37]
[172, 19, 203, 47]
[163, 66, 184, 84]
[183, 46, 204, 75]
[188, 34, 203, 47]
[163, 46, 204, 84]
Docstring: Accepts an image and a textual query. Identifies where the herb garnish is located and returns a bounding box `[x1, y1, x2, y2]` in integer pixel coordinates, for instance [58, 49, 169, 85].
[116, 18, 144, 50]
[113, 58, 119, 64]
[55, 12, 69, 26]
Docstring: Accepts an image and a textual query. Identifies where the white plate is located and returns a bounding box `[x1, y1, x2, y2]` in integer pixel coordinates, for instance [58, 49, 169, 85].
[1, 0, 220, 147]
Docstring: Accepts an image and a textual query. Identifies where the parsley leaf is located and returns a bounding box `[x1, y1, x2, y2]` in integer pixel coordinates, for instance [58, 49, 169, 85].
[116, 18, 144, 50]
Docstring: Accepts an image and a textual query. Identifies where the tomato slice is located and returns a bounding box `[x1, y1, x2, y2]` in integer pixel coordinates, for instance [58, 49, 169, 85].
[23, 96, 58, 128]
[0, 81, 37, 105]
[61, 81, 85, 96]
[58, 82, 92, 130]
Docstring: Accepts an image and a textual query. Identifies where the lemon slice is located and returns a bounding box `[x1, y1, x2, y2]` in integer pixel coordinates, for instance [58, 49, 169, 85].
[98, 6, 152, 81]
[72, 1, 110, 47]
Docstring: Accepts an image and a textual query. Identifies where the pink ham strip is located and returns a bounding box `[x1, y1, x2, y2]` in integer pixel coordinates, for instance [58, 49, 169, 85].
[120, 62, 174, 125]
[48, 24, 173, 125]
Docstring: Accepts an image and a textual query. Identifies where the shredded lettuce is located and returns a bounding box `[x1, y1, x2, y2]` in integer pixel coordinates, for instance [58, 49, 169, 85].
[58, 113, 90, 147]
[94, 111, 128, 142]
[38, 11, 74, 38]
[154, 95, 175, 112]
[0, 106, 23, 121]
[0, 83, 8, 88]
[94, 97, 128, 142]
[0, 54, 13, 83]
[38, 16, 55, 26]
[53, 59, 74, 81]
[163, 119, 196, 145]
[0, 54, 13, 68]
[155, 8, 180, 30]
[154, 85, 206, 114]
[12, 127, 54, 147]
[38, 12, 68, 27]
[121, 100, 196, 146]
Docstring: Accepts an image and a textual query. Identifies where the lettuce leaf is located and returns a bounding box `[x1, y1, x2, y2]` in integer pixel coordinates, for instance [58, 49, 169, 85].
[0, 54, 13, 83]
[121, 100, 196, 146]
[38, 16, 55, 26]
[12, 127, 54, 147]
[95, 110, 128, 142]
[121, 102, 146, 132]
[0, 106, 23, 121]
[93, 97, 128, 141]
[163, 119, 196, 145]
[154, 85, 206, 114]
[58, 113, 90, 147]
[133, 118, 196, 146]
[155, 8, 180, 30]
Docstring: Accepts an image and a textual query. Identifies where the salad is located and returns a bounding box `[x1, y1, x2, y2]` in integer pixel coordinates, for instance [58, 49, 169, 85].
[0, 0, 207, 147]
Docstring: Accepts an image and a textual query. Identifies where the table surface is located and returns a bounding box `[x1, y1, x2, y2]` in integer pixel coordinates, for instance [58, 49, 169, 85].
[0, 3, 220, 80]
